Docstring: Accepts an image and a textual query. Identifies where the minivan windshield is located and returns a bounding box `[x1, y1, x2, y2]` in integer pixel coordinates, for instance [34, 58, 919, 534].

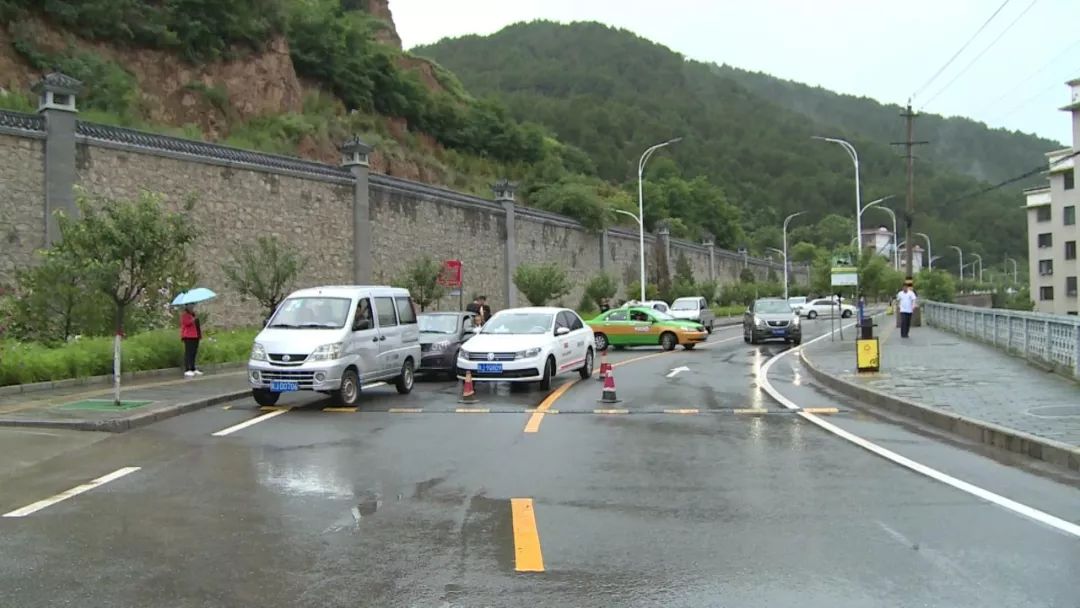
[267, 297, 352, 329]
[754, 300, 794, 314]
[480, 312, 553, 335]
[419, 314, 460, 334]
[671, 299, 699, 310]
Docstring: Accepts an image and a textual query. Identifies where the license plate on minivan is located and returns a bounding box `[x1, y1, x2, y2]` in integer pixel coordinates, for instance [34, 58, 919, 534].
[271, 381, 299, 392]
[478, 363, 502, 373]
[771, 329, 786, 336]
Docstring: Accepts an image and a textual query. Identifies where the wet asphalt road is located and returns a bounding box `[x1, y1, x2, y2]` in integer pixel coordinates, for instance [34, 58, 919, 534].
[1, 321, 1078, 607]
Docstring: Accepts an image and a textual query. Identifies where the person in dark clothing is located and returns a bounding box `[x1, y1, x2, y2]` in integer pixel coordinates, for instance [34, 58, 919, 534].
[180, 304, 203, 377]
[599, 298, 611, 313]
[466, 296, 492, 325]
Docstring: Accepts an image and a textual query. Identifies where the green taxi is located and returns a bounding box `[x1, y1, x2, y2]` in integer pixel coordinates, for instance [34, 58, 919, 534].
[587, 306, 708, 351]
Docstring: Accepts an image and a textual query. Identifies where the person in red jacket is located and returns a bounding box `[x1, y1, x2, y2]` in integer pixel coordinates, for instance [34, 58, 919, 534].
[180, 304, 203, 377]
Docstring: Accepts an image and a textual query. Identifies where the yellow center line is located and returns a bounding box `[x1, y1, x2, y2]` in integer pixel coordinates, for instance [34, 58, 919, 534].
[510, 498, 545, 572]
[322, 407, 357, 413]
[455, 407, 490, 414]
[801, 407, 839, 415]
[388, 407, 423, 413]
[523, 379, 577, 433]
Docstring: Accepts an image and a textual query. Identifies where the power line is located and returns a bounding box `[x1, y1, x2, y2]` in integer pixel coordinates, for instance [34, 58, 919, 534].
[941, 149, 1080, 205]
[920, 0, 1039, 110]
[987, 63, 1080, 123]
[976, 35, 1080, 115]
[913, 0, 1011, 99]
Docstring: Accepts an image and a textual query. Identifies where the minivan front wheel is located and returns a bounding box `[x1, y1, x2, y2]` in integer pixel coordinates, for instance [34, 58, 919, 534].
[252, 389, 279, 407]
[334, 369, 361, 406]
[395, 359, 415, 394]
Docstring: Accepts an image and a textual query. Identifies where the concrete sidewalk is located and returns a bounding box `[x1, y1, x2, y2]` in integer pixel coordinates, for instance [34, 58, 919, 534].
[801, 315, 1080, 471]
[0, 370, 249, 432]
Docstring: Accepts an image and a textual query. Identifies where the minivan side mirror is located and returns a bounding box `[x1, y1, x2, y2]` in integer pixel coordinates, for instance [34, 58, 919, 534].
[555, 326, 571, 336]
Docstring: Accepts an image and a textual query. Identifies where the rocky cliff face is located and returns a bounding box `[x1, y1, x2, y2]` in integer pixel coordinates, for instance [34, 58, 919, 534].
[367, 0, 402, 49]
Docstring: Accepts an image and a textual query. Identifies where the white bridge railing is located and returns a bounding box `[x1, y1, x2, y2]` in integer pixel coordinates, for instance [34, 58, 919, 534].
[922, 302, 1080, 381]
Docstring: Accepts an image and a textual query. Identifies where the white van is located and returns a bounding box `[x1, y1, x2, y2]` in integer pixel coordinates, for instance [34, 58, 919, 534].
[247, 286, 420, 407]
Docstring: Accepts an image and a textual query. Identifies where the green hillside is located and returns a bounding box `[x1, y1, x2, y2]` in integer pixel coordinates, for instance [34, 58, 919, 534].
[416, 21, 1037, 270]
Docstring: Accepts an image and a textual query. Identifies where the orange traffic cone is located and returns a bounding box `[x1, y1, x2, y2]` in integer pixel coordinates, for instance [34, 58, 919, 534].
[597, 350, 610, 381]
[459, 371, 478, 404]
[598, 368, 620, 404]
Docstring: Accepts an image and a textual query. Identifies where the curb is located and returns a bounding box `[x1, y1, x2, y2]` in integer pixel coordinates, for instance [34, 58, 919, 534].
[0, 362, 247, 397]
[799, 349, 1080, 473]
[0, 389, 250, 433]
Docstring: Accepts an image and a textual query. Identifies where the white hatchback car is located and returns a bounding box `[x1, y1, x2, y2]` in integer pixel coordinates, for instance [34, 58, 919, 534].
[800, 298, 857, 319]
[456, 307, 594, 390]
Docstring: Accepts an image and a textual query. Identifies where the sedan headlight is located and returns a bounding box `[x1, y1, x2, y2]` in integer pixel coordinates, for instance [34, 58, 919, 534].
[429, 340, 452, 352]
[516, 347, 542, 359]
[309, 342, 344, 361]
[457, 350, 470, 361]
[754, 316, 766, 328]
[250, 342, 267, 361]
[792, 315, 801, 326]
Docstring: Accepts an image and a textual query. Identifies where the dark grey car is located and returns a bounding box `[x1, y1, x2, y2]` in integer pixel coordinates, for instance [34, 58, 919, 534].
[418, 312, 478, 377]
[743, 298, 802, 345]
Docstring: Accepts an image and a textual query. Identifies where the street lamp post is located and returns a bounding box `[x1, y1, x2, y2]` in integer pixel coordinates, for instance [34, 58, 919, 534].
[1005, 257, 1018, 284]
[782, 211, 806, 301]
[949, 246, 964, 281]
[860, 196, 897, 269]
[636, 138, 682, 302]
[916, 232, 932, 271]
[971, 253, 983, 283]
[814, 136, 861, 259]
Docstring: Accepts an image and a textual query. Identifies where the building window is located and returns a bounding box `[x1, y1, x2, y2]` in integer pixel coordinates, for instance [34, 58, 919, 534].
[1067, 241, 1077, 260]
[1068, 276, 1078, 297]
[1039, 259, 1054, 275]
[1036, 206, 1051, 221]
[1039, 286, 1054, 300]
[1065, 170, 1075, 191]
[1037, 233, 1052, 248]
[1066, 206, 1077, 226]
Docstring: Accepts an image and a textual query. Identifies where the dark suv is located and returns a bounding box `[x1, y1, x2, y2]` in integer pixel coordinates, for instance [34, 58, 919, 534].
[743, 298, 802, 345]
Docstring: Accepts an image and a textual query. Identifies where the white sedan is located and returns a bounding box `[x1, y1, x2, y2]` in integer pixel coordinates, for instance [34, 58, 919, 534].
[456, 307, 594, 390]
[800, 298, 857, 319]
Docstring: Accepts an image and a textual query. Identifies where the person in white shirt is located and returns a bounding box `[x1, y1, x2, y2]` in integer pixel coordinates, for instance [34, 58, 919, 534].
[896, 284, 918, 338]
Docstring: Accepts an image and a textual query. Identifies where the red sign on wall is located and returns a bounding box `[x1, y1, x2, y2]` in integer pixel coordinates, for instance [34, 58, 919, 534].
[438, 259, 463, 288]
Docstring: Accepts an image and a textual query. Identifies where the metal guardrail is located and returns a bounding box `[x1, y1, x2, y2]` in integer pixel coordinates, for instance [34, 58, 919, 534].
[923, 301, 1080, 381]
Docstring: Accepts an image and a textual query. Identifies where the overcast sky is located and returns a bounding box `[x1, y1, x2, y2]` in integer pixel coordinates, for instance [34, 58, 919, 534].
[393, 0, 1080, 145]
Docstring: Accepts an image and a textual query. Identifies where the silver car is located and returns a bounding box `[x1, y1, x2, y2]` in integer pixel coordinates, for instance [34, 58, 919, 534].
[248, 286, 421, 407]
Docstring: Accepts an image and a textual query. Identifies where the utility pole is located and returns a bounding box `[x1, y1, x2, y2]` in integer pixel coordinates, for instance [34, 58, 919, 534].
[893, 101, 928, 279]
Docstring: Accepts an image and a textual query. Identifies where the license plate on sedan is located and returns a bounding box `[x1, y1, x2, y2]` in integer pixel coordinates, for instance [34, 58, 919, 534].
[270, 381, 299, 392]
[477, 363, 503, 373]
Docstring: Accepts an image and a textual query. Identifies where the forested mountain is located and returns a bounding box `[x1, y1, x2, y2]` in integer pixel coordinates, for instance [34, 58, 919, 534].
[417, 21, 1043, 270]
[713, 65, 1060, 187]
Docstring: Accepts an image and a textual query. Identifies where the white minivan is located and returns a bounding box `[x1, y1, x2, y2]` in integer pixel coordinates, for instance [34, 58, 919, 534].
[247, 286, 420, 407]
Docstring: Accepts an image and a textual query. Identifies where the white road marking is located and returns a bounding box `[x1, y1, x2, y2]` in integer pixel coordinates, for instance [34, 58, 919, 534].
[666, 366, 690, 378]
[211, 408, 288, 437]
[3, 466, 141, 517]
[759, 321, 1080, 539]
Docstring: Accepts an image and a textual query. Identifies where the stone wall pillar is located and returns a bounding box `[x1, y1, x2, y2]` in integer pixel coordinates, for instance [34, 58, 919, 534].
[599, 229, 609, 274]
[341, 137, 373, 284]
[35, 72, 82, 246]
[493, 179, 518, 308]
[703, 235, 716, 282]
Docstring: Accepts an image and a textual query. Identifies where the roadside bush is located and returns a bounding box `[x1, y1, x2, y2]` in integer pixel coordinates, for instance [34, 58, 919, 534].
[0, 328, 258, 386]
[583, 273, 618, 309]
[513, 263, 571, 306]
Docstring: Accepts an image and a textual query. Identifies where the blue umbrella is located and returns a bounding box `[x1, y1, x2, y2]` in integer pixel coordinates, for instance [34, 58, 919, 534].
[171, 287, 218, 306]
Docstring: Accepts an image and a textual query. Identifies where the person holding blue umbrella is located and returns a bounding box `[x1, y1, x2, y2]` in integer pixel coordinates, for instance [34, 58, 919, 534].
[172, 288, 217, 378]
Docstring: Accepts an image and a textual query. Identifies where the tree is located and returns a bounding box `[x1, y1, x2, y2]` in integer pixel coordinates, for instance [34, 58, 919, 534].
[222, 235, 307, 320]
[739, 267, 756, 283]
[626, 280, 659, 301]
[583, 273, 618, 308]
[58, 190, 198, 404]
[915, 269, 956, 303]
[396, 256, 445, 311]
[513, 262, 571, 306]
[789, 241, 822, 264]
[10, 249, 88, 344]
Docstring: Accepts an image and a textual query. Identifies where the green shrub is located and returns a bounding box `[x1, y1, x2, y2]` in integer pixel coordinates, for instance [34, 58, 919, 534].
[0, 328, 258, 386]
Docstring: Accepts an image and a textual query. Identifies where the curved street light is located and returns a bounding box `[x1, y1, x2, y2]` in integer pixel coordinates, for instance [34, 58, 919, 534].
[782, 211, 806, 300]
[916, 232, 932, 271]
[814, 136, 862, 259]
[861, 196, 898, 269]
[1005, 257, 1018, 284]
[949, 246, 964, 280]
[971, 253, 983, 283]
[636, 138, 682, 301]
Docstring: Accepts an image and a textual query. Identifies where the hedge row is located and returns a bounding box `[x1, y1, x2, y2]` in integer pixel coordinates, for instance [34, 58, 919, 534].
[0, 328, 258, 387]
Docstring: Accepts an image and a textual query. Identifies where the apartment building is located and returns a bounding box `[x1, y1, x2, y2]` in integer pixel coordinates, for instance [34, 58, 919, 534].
[1026, 78, 1080, 316]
